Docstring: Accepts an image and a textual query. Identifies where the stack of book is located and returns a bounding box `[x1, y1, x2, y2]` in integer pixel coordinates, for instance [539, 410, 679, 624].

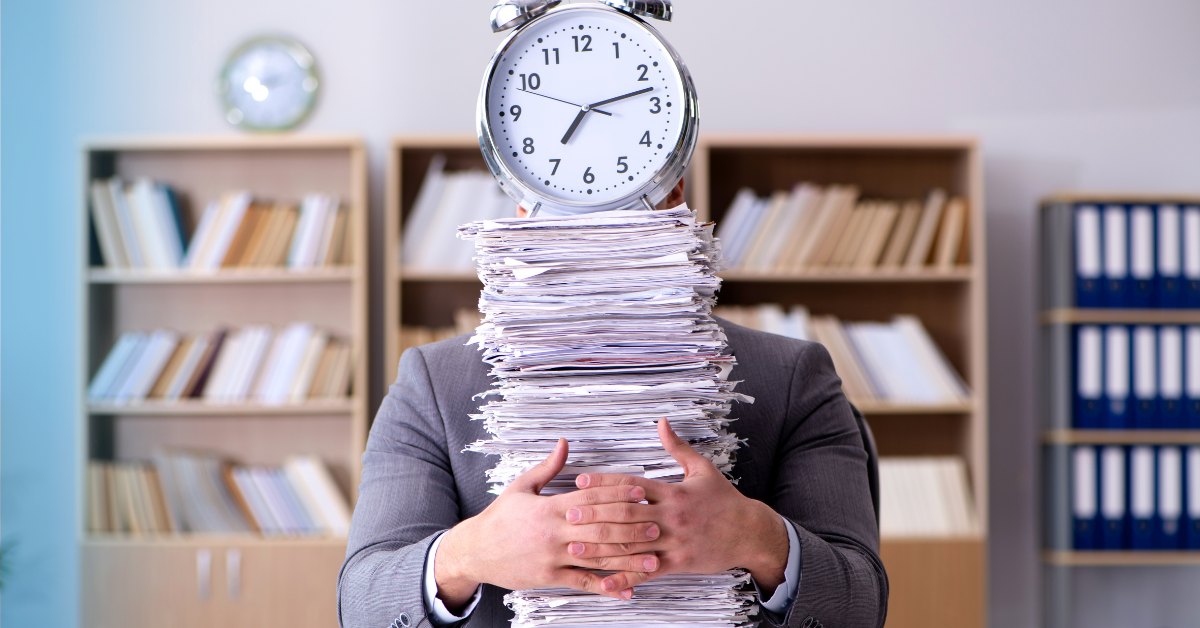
[90, 178, 350, 271]
[87, 323, 353, 405]
[712, 305, 969, 405]
[1059, 202, 1200, 309]
[1070, 445, 1200, 550]
[1073, 325, 1200, 429]
[402, 155, 515, 271]
[878, 456, 979, 538]
[87, 452, 351, 537]
[397, 308, 482, 356]
[716, 185, 969, 273]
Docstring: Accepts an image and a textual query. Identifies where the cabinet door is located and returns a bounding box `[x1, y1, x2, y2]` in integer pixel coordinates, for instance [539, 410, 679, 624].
[220, 542, 346, 628]
[83, 542, 223, 628]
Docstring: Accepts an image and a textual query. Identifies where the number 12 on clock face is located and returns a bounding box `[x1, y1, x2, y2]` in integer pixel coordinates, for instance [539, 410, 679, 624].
[485, 8, 688, 206]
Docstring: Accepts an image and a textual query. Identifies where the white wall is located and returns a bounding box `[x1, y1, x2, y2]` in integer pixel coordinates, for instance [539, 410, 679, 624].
[5, 1, 1200, 625]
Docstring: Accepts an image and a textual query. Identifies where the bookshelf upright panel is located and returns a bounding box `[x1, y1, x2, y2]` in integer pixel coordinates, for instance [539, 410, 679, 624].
[80, 135, 368, 628]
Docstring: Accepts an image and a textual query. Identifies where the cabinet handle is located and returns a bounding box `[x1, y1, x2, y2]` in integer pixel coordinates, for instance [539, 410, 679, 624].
[226, 548, 242, 601]
[196, 548, 212, 602]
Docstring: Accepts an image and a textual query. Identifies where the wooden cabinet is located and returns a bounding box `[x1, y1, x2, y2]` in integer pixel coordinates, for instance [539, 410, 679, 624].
[83, 538, 345, 628]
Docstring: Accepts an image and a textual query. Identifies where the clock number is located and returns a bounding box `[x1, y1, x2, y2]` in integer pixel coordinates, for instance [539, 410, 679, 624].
[636, 64, 649, 81]
[572, 35, 593, 52]
[583, 167, 595, 184]
[613, 42, 620, 58]
[616, 156, 629, 173]
[542, 48, 560, 65]
[520, 73, 541, 90]
[509, 105, 522, 121]
[649, 97, 661, 114]
[523, 137, 536, 154]
[639, 131, 652, 147]
[549, 158, 561, 175]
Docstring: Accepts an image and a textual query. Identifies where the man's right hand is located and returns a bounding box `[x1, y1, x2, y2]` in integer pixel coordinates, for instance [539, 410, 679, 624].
[433, 438, 661, 611]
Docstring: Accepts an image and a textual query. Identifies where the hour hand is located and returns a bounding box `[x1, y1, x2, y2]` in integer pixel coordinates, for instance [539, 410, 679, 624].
[561, 108, 589, 145]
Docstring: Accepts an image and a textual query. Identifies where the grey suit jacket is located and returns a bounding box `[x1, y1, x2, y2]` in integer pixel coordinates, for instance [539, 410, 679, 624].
[339, 319, 888, 628]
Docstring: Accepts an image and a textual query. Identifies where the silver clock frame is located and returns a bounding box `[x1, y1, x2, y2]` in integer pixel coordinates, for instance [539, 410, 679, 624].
[477, 3, 698, 216]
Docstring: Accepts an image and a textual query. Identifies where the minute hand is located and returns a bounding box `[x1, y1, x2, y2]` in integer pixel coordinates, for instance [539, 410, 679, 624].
[588, 86, 654, 108]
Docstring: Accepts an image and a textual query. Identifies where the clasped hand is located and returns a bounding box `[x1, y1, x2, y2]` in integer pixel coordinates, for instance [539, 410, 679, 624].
[435, 418, 787, 609]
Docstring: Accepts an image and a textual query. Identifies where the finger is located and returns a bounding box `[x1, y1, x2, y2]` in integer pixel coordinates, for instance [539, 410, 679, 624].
[562, 485, 647, 509]
[574, 521, 660, 544]
[565, 501, 655, 525]
[510, 438, 568, 495]
[569, 552, 660, 573]
[658, 417, 717, 479]
[554, 567, 634, 600]
[566, 540, 658, 559]
[575, 472, 666, 498]
[601, 570, 658, 599]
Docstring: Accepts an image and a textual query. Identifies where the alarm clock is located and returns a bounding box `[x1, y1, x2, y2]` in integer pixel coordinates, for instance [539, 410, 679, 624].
[218, 35, 320, 132]
[477, 0, 697, 216]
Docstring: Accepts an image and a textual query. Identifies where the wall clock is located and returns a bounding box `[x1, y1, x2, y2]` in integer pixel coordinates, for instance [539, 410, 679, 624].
[478, 0, 697, 216]
[218, 35, 320, 132]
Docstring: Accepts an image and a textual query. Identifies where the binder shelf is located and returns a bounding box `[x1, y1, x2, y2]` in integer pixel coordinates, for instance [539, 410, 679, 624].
[80, 136, 369, 628]
[387, 134, 989, 628]
[1040, 193, 1200, 628]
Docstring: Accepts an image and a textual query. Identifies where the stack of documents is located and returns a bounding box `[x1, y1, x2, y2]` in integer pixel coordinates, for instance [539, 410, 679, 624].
[459, 206, 759, 627]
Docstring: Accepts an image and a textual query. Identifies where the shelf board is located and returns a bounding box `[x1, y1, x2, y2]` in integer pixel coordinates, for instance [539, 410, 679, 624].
[87, 399, 354, 416]
[851, 399, 975, 414]
[1043, 429, 1200, 445]
[1041, 308, 1200, 325]
[396, 267, 972, 283]
[88, 267, 355, 285]
[881, 534, 985, 543]
[1042, 192, 1200, 206]
[84, 534, 348, 548]
[398, 267, 481, 282]
[719, 268, 972, 283]
[1043, 550, 1200, 566]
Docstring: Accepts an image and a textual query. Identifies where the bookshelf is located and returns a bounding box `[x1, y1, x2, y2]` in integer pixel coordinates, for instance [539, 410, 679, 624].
[1039, 193, 1200, 627]
[388, 134, 987, 627]
[81, 135, 368, 628]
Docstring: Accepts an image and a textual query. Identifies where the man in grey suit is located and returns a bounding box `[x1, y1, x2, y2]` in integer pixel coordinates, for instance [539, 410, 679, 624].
[338, 181, 888, 628]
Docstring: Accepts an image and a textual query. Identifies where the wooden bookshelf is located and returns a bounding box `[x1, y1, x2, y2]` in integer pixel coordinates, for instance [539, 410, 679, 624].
[1043, 550, 1200, 566]
[1042, 429, 1200, 445]
[80, 135, 368, 628]
[388, 134, 988, 628]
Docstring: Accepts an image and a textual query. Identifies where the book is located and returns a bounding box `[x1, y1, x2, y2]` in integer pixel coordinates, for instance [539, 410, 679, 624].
[1074, 204, 1103, 307]
[934, 197, 967, 269]
[1158, 446, 1184, 548]
[1103, 205, 1130, 307]
[879, 200, 922, 269]
[89, 180, 129, 268]
[878, 456, 977, 538]
[904, 189, 947, 268]
[1129, 205, 1156, 307]
[1072, 446, 1099, 549]
[1157, 204, 1182, 308]
[1129, 445, 1156, 549]
[854, 201, 899, 269]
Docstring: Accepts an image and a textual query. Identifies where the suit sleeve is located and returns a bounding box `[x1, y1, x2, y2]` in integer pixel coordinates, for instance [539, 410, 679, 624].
[338, 347, 463, 628]
[767, 342, 889, 628]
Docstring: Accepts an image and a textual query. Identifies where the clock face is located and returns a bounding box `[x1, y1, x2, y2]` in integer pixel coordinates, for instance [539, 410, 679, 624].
[484, 8, 687, 207]
[220, 37, 319, 131]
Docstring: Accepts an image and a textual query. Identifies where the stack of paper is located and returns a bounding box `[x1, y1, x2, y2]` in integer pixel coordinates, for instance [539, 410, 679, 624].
[459, 206, 759, 628]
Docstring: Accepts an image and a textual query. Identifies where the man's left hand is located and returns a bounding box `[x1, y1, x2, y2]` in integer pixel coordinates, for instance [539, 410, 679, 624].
[565, 418, 789, 598]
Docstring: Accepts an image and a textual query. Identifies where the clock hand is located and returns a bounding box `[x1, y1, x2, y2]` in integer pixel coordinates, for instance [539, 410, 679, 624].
[587, 86, 654, 109]
[559, 88, 652, 145]
[560, 108, 589, 145]
[518, 89, 611, 116]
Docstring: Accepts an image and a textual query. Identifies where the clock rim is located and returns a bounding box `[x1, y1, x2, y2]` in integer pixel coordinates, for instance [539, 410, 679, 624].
[476, 4, 699, 216]
[218, 34, 321, 133]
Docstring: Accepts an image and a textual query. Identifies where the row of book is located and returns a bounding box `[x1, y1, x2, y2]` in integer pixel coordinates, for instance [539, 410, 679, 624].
[1071, 203, 1200, 308]
[1072, 445, 1200, 550]
[716, 185, 969, 273]
[713, 305, 970, 405]
[87, 452, 351, 537]
[88, 323, 353, 405]
[397, 309, 482, 357]
[879, 456, 979, 538]
[402, 156, 514, 271]
[90, 178, 351, 271]
[1075, 325, 1200, 429]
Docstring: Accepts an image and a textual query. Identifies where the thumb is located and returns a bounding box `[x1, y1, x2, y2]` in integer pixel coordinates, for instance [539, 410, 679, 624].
[658, 418, 714, 479]
[511, 438, 568, 495]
